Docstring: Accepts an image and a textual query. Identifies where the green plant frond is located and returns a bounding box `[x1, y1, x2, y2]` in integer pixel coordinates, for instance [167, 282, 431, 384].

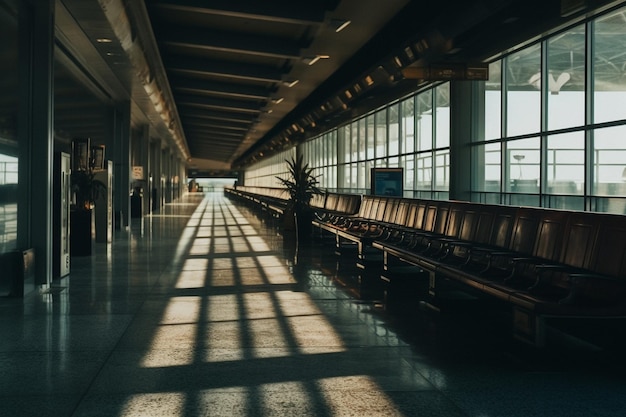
[275, 155, 323, 211]
[71, 169, 107, 208]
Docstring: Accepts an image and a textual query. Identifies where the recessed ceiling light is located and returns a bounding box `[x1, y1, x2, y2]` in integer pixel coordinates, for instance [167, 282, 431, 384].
[96, 38, 113, 43]
[282, 79, 299, 87]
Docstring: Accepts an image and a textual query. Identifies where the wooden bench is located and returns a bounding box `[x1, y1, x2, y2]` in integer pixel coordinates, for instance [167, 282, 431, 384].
[226, 186, 362, 227]
[313, 195, 392, 257]
[231, 188, 626, 346]
[224, 185, 292, 218]
[358, 198, 626, 346]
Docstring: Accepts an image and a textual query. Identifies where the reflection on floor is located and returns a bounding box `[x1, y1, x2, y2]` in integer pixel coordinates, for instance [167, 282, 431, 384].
[1, 192, 626, 416]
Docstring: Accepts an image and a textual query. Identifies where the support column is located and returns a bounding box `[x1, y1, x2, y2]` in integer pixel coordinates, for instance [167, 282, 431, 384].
[18, 0, 55, 289]
[151, 140, 163, 212]
[113, 101, 131, 229]
[179, 157, 186, 199]
[449, 80, 474, 202]
[131, 125, 150, 216]
[163, 148, 171, 203]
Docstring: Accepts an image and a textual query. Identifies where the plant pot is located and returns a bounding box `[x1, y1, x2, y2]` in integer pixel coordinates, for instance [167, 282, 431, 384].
[70, 208, 93, 256]
[294, 209, 313, 243]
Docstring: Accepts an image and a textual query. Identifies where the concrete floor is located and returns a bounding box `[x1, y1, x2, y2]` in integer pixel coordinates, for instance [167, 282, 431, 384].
[2, 192, 626, 416]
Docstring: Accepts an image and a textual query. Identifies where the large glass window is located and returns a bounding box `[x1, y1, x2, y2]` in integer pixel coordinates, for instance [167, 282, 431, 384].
[547, 132, 584, 195]
[0, 1, 19, 253]
[365, 115, 374, 160]
[506, 137, 540, 193]
[471, 5, 626, 213]
[593, 124, 626, 196]
[388, 103, 399, 156]
[435, 83, 450, 149]
[245, 83, 450, 198]
[401, 97, 415, 154]
[417, 90, 433, 151]
[375, 109, 387, 158]
[484, 61, 502, 140]
[506, 44, 541, 136]
[594, 10, 626, 124]
[416, 152, 432, 190]
[244, 149, 295, 187]
[474, 142, 501, 193]
[547, 24, 585, 130]
[434, 150, 449, 190]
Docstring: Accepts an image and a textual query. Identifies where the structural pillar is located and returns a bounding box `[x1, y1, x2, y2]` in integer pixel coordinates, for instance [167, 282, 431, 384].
[18, 0, 55, 289]
[112, 101, 131, 229]
[449, 80, 474, 202]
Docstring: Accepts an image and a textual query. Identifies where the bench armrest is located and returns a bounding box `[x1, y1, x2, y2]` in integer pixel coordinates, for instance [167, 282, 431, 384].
[559, 273, 626, 305]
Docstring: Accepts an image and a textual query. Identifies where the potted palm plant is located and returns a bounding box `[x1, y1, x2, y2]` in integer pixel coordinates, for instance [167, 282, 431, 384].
[70, 166, 106, 256]
[71, 169, 106, 211]
[276, 154, 322, 241]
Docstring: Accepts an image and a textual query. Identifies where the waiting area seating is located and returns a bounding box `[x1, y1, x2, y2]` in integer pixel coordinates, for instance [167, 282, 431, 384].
[224, 186, 361, 220]
[225, 187, 626, 347]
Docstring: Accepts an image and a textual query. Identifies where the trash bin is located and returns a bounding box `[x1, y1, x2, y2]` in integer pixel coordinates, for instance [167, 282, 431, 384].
[0, 248, 34, 297]
[131, 187, 143, 218]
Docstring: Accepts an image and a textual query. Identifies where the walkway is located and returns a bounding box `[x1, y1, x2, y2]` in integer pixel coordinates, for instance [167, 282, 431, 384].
[1, 192, 626, 416]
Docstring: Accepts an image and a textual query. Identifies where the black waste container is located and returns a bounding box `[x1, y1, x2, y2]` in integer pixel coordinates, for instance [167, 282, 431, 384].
[131, 187, 143, 218]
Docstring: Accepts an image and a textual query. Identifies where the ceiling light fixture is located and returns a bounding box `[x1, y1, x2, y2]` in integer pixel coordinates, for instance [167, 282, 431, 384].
[303, 56, 320, 65]
[329, 19, 351, 33]
[404, 46, 415, 61]
[270, 97, 284, 104]
[303, 55, 330, 66]
[282, 79, 299, 88]
[96, 37, 113, 43]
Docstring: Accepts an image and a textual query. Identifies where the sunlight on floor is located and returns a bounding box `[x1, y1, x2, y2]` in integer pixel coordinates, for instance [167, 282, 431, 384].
[132, 196, 409, 417]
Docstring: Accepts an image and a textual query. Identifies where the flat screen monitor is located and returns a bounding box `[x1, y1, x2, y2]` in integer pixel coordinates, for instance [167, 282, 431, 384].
[371, 168, 403, 196]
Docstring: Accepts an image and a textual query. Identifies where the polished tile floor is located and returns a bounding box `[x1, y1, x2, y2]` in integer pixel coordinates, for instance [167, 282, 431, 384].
[2, 192, 626, 416]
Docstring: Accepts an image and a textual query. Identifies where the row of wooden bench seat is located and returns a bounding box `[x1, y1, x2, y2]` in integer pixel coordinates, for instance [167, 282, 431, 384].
[223, 186, 290, 217]
[313, 195, 626, 346]
[224, 186, 362, 221]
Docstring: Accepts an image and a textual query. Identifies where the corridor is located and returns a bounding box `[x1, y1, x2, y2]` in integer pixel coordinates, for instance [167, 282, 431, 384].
[1, 192, 626, 416]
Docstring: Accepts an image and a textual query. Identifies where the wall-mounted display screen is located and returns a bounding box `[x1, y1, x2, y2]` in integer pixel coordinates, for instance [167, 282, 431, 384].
[371, 168, 403, 196]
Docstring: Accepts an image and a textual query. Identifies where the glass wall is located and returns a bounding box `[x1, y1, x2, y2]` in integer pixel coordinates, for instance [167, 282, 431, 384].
[0, 0, 20, 254]
[246, 82, 451, 197]
[243, 148, 296, 187]
[300, 83, 450, 197]
[472, 4, 626, 213]
[244, 84, 451, 198]
[244, 4, 626, 215]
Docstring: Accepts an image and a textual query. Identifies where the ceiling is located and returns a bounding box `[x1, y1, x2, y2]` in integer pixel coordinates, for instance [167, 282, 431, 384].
[53, 0, 623, 175]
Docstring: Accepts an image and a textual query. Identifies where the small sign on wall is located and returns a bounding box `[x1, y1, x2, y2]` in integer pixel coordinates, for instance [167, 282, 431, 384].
[132, 166, 144, 180]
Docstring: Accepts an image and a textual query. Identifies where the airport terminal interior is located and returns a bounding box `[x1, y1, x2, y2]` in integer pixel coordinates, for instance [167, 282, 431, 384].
[3, 0, 626, 415]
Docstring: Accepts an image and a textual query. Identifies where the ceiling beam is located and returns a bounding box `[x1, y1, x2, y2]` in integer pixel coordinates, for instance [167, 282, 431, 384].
[184, 129, 245, 139]
[181, 120, 251, 132]
[171, 77, 273, 101]
[176, 94, 264, 113]
[162, 28, 302, 60]
[151, 0, 328, 26]
[166, 56, 286, 83]
[178, 110, 257, 124]
[192, 141, 241, 148]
